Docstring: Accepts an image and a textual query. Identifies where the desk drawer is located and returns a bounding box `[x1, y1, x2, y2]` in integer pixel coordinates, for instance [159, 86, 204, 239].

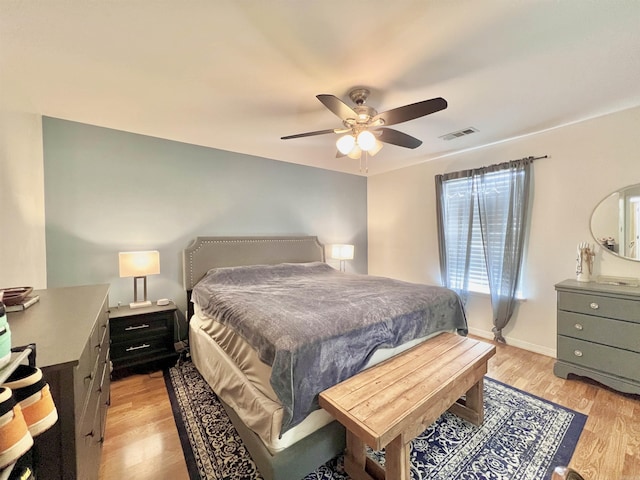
[557, 336, 640, 382]
[558, 311, 640, 353]
[557, 291, 640, 322]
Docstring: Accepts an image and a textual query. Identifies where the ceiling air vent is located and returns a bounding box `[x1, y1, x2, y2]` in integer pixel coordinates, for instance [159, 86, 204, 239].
[439, 127, 478, 141]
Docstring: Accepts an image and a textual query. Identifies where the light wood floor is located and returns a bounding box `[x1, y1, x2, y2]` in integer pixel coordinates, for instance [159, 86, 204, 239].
[98, 338, 640, 480]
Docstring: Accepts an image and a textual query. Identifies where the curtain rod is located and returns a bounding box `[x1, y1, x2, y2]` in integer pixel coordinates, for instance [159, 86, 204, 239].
[496, 154, 548, 165]
[437, 155, 548, 180]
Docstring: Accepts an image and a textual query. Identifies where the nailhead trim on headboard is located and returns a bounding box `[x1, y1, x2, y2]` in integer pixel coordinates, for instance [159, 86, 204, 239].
[183, 236, 325, 290]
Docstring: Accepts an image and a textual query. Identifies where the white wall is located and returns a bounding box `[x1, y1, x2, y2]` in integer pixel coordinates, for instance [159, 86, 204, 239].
[0, 110, 47, 289]
[368, 106, 640, 357]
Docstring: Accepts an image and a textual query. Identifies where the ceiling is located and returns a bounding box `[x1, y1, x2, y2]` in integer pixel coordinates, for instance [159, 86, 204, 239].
[2, 1, 639, 176]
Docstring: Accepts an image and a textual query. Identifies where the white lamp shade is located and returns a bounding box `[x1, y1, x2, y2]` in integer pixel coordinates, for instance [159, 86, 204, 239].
[119, 251, 160, 277]
[369, 139, 384, 156]
[357, 130, 376, 151]
[336, 135, 356, 155]
[330, 244, 354, 260]
[347, 145, 362, 159]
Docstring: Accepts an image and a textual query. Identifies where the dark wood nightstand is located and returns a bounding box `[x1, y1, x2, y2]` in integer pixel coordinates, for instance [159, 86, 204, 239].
[108, 302, 179, 376]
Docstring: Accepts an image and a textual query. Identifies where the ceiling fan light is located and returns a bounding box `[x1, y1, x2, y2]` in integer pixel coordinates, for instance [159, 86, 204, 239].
[369, 139, 384, 156]
[357, 130, 376, 151]
[336, 135, 355, 155]
[347, 145, 362, 159]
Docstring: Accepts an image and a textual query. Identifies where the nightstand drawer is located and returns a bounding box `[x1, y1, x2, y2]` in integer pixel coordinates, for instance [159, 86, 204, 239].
[110, 335, 172, 363]
[558, 311, 640, 353]
[110, 313, 171, 340]
[557, 336, 640, 382]
[557, 291, 640, 322]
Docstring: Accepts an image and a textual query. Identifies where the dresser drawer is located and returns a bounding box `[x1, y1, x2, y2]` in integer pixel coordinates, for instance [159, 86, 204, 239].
[90, 299, 110, 351]
[558, 311, 640, 353]
[557, 336, 640, 382]
[99, 350, 111, 436]
[557, 291, 640, 322]
[73, 339, 94, 421]
[79, 349, 109, 431]
[110, 312, 171, 340]
[76, 392, 103, 480]
[74, 315, 110, 422]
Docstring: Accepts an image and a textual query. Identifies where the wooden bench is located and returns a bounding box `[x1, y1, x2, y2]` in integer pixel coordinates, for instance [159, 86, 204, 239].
[318, 332, 496, 480]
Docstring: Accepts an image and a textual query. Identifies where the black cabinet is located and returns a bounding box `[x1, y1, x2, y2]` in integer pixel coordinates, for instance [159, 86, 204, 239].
[109, 303, 178, 375]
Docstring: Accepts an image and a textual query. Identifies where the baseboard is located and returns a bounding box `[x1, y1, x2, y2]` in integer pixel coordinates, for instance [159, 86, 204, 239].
[468, 327, 556, 358]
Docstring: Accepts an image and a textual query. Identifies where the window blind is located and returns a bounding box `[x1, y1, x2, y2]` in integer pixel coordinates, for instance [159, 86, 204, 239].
[442, 169, 524, 295]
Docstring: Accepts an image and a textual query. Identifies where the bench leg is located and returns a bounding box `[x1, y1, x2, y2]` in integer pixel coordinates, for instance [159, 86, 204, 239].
[344, 432, 381, 480]
[448, 376, 485, 426]
[466, 377, 484, 425]
[343, 431, 410, 480]
[385, 435, 411, 480]
[344, 432, 366, 476]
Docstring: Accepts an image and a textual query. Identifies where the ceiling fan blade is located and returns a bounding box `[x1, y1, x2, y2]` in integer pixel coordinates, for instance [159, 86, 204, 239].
[281, 128, 337, 140]
[372, 97, 447, 127]
[317, 94, 357, 121]
[376, 128, 423, 149]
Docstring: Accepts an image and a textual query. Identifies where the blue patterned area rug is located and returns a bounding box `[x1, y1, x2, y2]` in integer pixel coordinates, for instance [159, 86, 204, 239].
[164, 360, 586, 480]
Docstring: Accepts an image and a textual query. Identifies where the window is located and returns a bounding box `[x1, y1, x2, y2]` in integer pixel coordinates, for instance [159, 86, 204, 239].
[435, 157, 533, 342]
[437, 166, 528, 297]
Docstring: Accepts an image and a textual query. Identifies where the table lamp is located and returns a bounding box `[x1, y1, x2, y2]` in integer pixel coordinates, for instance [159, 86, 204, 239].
[118, 250, 160, 308]
[330, 244, 354, 272]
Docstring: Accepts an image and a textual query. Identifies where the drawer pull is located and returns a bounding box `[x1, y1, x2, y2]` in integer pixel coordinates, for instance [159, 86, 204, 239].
[125, 323, 150, 331]
[574, 350, 583, 357]
[126, 343, 150, 352]
[589, 302, 599, 310]
[574, 323, 584, 331]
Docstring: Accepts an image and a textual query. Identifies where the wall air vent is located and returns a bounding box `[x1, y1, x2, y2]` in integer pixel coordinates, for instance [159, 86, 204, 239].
[439, 127, 479, 141]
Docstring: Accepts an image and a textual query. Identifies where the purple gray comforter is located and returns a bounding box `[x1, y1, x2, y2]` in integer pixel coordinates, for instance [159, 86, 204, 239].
[191, 262, 467, 434]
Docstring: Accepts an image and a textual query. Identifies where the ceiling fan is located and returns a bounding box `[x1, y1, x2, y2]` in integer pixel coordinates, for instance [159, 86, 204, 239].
[281, 88, 448, 160]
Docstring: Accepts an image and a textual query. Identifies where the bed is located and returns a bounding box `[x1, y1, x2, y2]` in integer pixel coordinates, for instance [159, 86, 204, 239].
[183, 235, 468, 480]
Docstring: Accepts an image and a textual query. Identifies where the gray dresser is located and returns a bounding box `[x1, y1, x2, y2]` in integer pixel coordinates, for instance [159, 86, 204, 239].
[554, 279, 640, 394]
[8, 284, 110, 480]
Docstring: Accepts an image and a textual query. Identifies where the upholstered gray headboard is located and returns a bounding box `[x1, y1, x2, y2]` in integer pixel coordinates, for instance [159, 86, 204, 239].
[183, 235, 325, 291]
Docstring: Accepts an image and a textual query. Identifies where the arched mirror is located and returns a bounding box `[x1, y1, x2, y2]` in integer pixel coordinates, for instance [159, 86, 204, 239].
[590, 183, 640, 262]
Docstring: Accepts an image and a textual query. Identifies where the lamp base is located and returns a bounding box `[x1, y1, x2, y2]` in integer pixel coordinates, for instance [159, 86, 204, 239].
[129, 300, 152, 309]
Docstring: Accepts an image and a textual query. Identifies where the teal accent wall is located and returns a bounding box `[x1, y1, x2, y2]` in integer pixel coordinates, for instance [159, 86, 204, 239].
[43, 117, 367, 320]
